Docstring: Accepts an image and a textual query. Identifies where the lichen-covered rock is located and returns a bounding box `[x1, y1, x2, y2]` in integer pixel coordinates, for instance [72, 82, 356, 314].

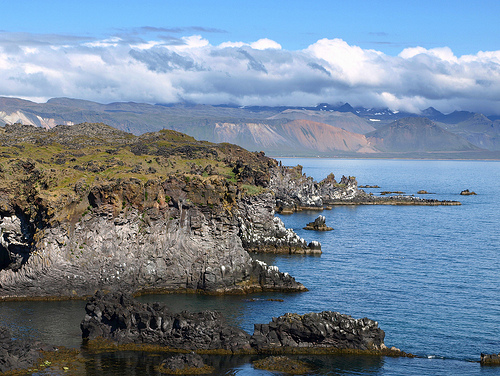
[238, 192, 320, 254]
[269, 165, 323, 212]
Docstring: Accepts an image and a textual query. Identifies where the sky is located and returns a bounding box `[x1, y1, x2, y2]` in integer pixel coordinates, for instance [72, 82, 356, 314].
[2, 0, 500, 114]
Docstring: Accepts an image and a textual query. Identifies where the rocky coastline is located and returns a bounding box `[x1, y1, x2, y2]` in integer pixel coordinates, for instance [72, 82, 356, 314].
[0, 124, 316, 300]
[80, 291, 409, 357]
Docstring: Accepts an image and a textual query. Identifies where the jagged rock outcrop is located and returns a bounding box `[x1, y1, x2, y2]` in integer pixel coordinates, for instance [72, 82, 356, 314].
[269, 166, 362, 212]
[269, 165, 323, 213]
[81, 291, 252, 352]
[251, 312, 386, 352]
[0, 175, 306, 299]
[303, 215, 333, 231]
[237, 192, 321, 254]
[82, 291, 404, 356]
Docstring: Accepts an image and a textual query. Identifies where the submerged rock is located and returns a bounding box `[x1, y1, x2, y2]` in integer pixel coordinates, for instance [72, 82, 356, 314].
[303, 215, 333, 231]
[158, 353, 214, 374]
[0, 325, 54, 373]
[252, 355, 311, 374]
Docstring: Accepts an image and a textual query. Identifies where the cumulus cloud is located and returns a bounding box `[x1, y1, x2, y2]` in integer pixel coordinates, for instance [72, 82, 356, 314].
[1, 31, 500, 114]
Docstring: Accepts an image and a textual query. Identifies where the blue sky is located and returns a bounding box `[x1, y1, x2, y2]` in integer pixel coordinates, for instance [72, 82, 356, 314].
[3, 0, 499, 55]
[2, 0, 500, 113]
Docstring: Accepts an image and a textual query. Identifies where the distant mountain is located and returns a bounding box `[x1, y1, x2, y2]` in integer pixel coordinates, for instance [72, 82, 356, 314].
[0, 96, 499, 157]
[268, 109, 376, 134]
[436, 113, 500, 150]
[366, 117, 480, 152]
[209, 119, 376, 155]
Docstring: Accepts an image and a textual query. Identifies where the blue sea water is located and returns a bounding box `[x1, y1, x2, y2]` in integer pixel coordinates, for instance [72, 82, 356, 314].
[0, 159, 499, 375]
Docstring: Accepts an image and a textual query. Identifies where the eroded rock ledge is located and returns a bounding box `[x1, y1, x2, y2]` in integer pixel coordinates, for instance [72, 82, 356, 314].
[81, 291, 410, 357]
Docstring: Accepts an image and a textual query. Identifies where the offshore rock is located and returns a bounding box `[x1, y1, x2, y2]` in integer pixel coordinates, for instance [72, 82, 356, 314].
[460, 189, 477, 195]
[81, 291, 252, 352]
[81, 292, 402, 356]
[481, 353, 500, 365]
[303, 215, 333, 231]
[250, 311, 386, 352]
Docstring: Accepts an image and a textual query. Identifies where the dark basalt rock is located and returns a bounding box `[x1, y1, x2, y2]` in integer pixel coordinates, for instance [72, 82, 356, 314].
[159, 353, 214, 374]
[250, 311, 386, 352]
[303, 215, 333, 231]
[81, 291, 400, 356]
[81, 291, 251, 352]
[0, 325, 49, 373]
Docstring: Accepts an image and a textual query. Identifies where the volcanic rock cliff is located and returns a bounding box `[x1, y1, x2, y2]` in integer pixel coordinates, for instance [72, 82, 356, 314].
[0, 123, 309, 299]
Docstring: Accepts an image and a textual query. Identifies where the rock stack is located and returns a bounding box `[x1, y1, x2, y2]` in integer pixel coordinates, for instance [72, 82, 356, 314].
[303, 215, 333, 231]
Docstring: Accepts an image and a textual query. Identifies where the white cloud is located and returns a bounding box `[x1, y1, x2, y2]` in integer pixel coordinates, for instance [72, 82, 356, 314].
[250, 38, 282, 50]
[1, 32, 500, 114]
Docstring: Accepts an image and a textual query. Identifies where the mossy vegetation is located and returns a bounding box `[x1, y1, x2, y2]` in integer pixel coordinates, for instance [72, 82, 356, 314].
[252, 356, 312, 374]
[0, 122, 275, 224]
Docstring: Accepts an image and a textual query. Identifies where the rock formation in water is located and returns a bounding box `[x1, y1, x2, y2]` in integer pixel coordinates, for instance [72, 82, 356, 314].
[270, 165, 461, 211]
[81, 291, 405, 356]
[251, 311, 385, 352]
[460, 189, 477, 195]
[481, 353, 500, 365]
[303, 215, 333, 231]
[81, 291, 252, 352]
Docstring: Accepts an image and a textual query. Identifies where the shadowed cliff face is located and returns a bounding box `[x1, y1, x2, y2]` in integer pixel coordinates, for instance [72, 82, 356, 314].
[0, 123, 308, 299]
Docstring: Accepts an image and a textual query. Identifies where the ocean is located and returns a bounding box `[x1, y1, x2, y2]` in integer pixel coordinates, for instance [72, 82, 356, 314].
[1, 158, 499, 375]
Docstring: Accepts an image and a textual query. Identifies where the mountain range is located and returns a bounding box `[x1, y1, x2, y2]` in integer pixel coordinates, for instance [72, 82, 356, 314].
[0, 96, 499, 158]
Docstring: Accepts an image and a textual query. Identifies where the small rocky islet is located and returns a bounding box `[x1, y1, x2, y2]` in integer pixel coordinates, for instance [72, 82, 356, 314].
[0, 123, 473, 373]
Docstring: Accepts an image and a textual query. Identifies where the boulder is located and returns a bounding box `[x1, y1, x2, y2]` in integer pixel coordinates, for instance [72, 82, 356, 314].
[303, 215, 333, 231]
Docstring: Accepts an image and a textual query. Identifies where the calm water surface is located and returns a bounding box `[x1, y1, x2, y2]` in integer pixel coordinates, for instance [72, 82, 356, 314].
[1, 159, 499, 375]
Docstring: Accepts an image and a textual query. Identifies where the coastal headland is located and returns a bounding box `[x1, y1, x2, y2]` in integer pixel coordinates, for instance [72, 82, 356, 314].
[0, 123, 467, 373]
